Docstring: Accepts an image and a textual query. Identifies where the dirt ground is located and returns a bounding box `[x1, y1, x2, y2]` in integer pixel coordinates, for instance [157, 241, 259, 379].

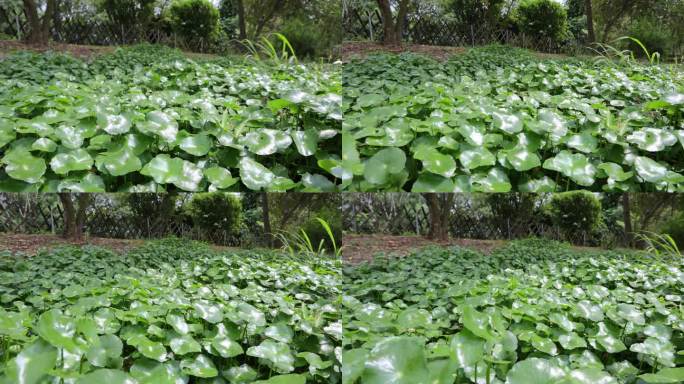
[341, 41, 468, 61]
[0, 40, 115, 59]
[0, 233, 143, 255]
[0, 233, 242, 256]
[342, 234, 505, 264]
[0, 40, 220, 60]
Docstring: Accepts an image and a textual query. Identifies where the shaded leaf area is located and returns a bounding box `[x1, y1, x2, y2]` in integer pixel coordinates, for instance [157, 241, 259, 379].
[0, 239, 340, 383]
[0, 45, 341, 192]
[342, 239, 684, 383]
[343, 45, 684, 192]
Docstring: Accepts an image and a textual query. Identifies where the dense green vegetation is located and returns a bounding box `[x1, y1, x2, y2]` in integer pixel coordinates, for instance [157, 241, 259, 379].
[0, 45, 341, 192]
[342, 239, 684, 383]
[342, 46, 684, 192]
[0, 239, 341, 383]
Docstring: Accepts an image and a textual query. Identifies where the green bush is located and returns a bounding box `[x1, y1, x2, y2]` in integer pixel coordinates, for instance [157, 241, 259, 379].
[99, 0, 156, 32]
[168, 0, 220, 44]
[299, 207, 341, 253]
[126, 194, 178, 225]
[661, 213, 684, 249]
[448, 0, 506, 30]
[625, 18, 670, 58]
[515, 0, 569, 44]
[186, 193, 242, 236]
[548, 191, 602, 238]
[279, 17, 321, 58]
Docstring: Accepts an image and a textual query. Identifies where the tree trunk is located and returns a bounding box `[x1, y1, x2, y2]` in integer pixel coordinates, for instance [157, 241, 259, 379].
[236, 0, 246, 40]
[584, 0, 595, 43]
[23, 0, 56, 44]
[377, 0, 399, 45]
[424, 193, 450, 241]
[261, 192, 272, 247]
[394, 0, 410, 43]
[622, 193, 632, 246]
[59, 193, 75, 239]
[59, 193, 91, 241]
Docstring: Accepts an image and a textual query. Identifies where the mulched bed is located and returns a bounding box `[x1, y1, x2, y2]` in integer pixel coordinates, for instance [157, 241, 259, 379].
[0, 40, 115, 59]
[342, 234, 505, 264]
[0, 233, 144, 255]
[0, 40, 219, 60]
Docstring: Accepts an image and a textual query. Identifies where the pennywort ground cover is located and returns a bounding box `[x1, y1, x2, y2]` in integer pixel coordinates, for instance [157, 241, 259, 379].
[0, 239, 341, 383]
[342, 239, 684, 383]
[342, 46, 684, 192]
[0, 45, 342, 192]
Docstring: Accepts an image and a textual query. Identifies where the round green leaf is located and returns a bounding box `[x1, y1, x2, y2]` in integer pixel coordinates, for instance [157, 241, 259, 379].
[204, 167, 238, 189]
[543, 151, 596, 186]
[292, 130, 318, 156]
[76, 369, 135, 384]
[246, 340, 295, 373]
[634, 156, 668, 183]
[506, 145, 541, 171]
[3, 339, 57, 384]
[140, 154, 203, 191]
[137, 111, 178, 142]
[31, 138, 57, 152]
[50, 149, 93, 174]
[178, 133, 212, 156]
[506, 358, 566, 384]
[363, 148, 406, 185]
[169, 334, 201, 355]
[95, 147, 142, 176]
[242, 129, 292, 155]
[362, 336, 430, 384]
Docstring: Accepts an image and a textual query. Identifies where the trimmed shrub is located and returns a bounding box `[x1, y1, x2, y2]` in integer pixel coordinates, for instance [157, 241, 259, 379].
[548, 191, 602, 238]
[515, 0, 569, 44]
[168, 0, 220, 45]
[186, 193, 242, 236]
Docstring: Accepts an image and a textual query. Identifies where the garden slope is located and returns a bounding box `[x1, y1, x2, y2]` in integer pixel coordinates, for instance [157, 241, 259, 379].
[0, 239, 341, 383]
[342, 239, 684, 383]
[0, 45, 342, 192]
[343, 46, 684, 192]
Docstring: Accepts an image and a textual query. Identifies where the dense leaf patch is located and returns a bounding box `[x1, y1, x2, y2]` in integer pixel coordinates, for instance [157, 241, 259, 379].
[0, 45, 341, 192]
[0, 239, 341, 383]
[342, 239, 684, 383]
[342, 46, 684, 192]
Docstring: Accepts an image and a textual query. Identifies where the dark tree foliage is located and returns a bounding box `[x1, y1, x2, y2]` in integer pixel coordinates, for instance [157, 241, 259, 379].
[567, 0, 585, 19]
[168, 0, 220, 43]
[515, 0, 568, 43]
[100, 0, 156, 32]
[448, 0, 506, 31]
[186, 193, 242, 235]
[548, 191, 602, 236]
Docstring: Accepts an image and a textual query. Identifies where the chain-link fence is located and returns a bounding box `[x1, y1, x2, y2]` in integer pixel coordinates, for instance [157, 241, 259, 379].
[344, 8, 572, 53]
[0, 194, 243, 246]
[50, 19, 221, 53]
[342, 193, 624, 247]
[2, 12, 226, 53]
